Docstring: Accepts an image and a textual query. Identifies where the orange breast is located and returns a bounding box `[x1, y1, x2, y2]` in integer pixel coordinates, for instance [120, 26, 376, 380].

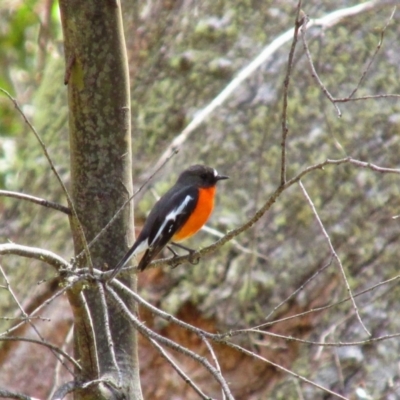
[173, 186, 216, 242]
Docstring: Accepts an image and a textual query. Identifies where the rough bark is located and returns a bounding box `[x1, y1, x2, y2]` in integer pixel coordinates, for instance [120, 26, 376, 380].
[59, 0, 142, 398]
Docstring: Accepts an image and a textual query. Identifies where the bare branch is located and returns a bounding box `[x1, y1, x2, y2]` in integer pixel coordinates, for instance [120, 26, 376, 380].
[0, 283, 73, 337]
[224, 341, 349, 400]
[67, 290, 100, 379]
[109, 278, 211, 338]
[146, 157, 400, 270]
[264, 256, 334, 321]
[51, 381, 77, 400]
[299, 181, 370, 335]
[0, 388, 38, 400]
[96, 281, 121, 385]
[341, 157, 400, 174]
[51, 378, 119, 400]
[0, 265, 76, 376]
[0, 190, 70, 215]
[281, 0, 303, 185]
[248, 328, 400, 348]
[0, 87, 93, 271]
[148, 0, 396, 176]
[149, 338, 215, 400]
[0, 336, 80, 370]
[347, 7, 396, 99]
[301, 6, 398, 111]
[300, 16, 342, 116]
[49, 325, 74, 400]
[107, 285, 235, 400]
[311, 0, 396, 28]
[246, 272, 400, 333]
[0, 243, 70, 271]
[200, 334, 226, 400]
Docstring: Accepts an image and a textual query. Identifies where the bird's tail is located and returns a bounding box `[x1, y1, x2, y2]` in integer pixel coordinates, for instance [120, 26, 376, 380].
[107, 245, 138, 282]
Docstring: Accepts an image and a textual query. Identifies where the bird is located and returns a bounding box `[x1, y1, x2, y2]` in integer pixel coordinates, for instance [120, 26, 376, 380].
[108, 164, 228, 281]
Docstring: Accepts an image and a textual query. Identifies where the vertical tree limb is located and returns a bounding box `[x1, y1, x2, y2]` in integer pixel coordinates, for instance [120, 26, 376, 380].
[58, 0, 142, 398]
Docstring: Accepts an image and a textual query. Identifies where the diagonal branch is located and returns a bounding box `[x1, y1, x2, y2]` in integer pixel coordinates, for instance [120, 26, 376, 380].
[0, 243, 71, 271]
[0, 190, 70, 215]
[299, 181, 370, 336]
[0, 336, 80, 370]
[0, 265, 75, 376]
[0, 87, 93, 271]
[0, 389, 37, 400]
[149, 338, 214, 400]
[107, 285, 235, 400]
[0, 283, 73, 338]
[224, 341, 349, 400]
[145, 157, 400, 270]
[96, 281, 121, 384]
[301, 6, 398, 114]
[147, 0, 397, 177]
[280, 0, 303, 185]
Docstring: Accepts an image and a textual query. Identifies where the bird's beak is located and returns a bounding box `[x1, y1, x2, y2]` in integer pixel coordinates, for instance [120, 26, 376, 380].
[216, 174, 229, 181]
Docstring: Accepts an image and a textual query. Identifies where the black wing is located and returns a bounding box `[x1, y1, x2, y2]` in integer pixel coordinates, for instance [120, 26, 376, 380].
[137, 184, 198, 271]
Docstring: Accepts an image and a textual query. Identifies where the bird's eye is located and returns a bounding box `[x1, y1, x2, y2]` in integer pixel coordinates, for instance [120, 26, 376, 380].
[200, 173, 207, 180]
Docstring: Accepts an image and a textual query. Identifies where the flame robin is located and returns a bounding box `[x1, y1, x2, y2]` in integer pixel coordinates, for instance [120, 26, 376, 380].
[109, 164, 228, 281]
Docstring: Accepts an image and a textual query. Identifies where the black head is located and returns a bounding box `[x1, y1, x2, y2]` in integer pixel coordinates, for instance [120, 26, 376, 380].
[177, 164, 229, 188]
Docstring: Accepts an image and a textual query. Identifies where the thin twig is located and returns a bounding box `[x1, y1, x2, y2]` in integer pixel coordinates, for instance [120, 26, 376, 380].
[107, 285, 235, 400]
[248, 327, 400, 349]
[348, 7, 396, 99]
[298, 181, 370, 336]
[111, 275, 397, 357]
[300, 15, 342, 117]
[110, 278, 211, 337]
[149, 338, 215, 400]
[244, 272, 400, 333]
[0, 283, 73, 337]
[332, 93, 400, 102]
[0, 336, 80, 370]
[264, 256, 334, 321]
[314, 313, 353, 360]
[148, 0, 396, 176]
[49, 324, 74, 400]
[0, 315, 50, 322]
[301, 6, 398, 113]
[146, 157, 400, 270]
[225, 341, 349, 400]
[0, 389, 37, 400]
[0, 265, 75, 376]
[280, 0, 303, 185]
[201, 225, 268, 261]
[68, 290, 100, 379]
[0, 243, 71, 271]
[0, 87, 93, 272]
[200, 334, 226, 400]
[96, 281, 121, 385]
[0, 190, 70, 215]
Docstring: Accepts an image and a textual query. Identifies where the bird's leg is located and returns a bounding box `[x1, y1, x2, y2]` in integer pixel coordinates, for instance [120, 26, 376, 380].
[170, 241, 194, 253]
[170, 242, 200, 265]
[167, 245, 182, 269]
[167, 245, 179, 258]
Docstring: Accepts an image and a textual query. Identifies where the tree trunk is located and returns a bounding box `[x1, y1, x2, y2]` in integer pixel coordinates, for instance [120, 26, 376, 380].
[59, 0, 142, 398]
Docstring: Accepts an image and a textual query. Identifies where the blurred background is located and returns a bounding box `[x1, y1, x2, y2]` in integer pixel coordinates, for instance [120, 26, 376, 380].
[0, 0, 400, 398]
